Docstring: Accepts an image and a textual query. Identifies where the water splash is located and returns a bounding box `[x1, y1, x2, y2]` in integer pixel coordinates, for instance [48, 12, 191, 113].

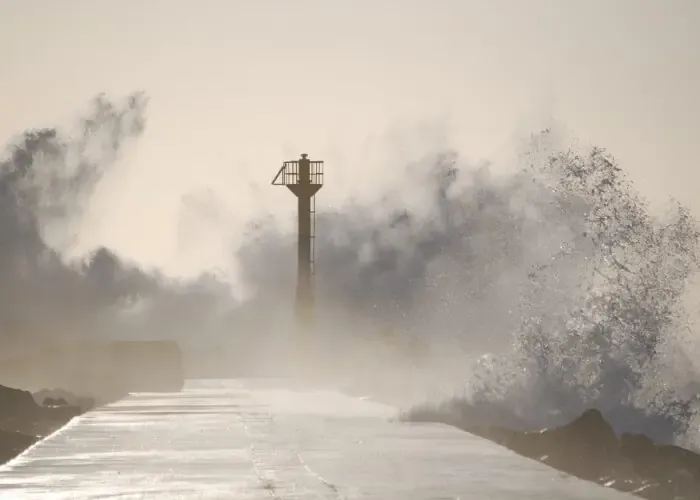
[237, 129, 700, 448]
[451, 133, 700, 448]
[3, 95, 700, 450]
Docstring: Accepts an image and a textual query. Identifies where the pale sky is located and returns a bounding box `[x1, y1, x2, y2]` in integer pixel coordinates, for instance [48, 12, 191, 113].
[0, 0, 698, 277]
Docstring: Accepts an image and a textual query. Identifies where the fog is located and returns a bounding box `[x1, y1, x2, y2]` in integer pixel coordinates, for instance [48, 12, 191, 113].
[1, 0, 699, 450]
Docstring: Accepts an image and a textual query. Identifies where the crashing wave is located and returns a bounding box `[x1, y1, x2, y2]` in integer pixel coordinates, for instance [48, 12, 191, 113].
[459, 133, 700, 448]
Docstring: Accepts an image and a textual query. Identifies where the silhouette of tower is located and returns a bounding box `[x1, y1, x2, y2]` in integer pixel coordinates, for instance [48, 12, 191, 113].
[272, 154, 324, 347]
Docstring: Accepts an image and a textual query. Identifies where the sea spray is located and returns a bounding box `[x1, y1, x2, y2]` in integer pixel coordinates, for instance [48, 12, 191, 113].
[456, 133, 700, 447]
[238, 130, 700, 448]
[3, 95, 700, 450]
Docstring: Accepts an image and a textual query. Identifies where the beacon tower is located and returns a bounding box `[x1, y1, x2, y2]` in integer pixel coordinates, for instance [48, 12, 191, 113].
[272, 154, 324, 345]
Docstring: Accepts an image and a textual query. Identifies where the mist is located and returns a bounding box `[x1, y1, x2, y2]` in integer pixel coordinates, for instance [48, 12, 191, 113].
[2, 93, 700, 452]
[230, 126, 700, 449]
[0, 94, 238, 362]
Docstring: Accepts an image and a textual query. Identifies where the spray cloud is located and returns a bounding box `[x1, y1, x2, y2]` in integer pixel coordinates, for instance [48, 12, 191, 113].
[3, 95, 700, 450]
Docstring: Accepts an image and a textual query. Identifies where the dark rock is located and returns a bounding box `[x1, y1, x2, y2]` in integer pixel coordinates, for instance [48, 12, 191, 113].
[0, 383, 86, 464]
[34, 389, 96, 412]
[0, 385, 37, 419]
[0, 429, 38, 465]
[620, 433, 700, 497]
[42, 397, 68, 406]
[404, 405, 700, 499]
[500, 409, 627, 481]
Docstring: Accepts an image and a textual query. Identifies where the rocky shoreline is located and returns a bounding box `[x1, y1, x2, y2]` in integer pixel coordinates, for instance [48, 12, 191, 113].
[404, 405, 700, 500]
[1, 341, 183, 467]
[0, 384, 120, 466]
